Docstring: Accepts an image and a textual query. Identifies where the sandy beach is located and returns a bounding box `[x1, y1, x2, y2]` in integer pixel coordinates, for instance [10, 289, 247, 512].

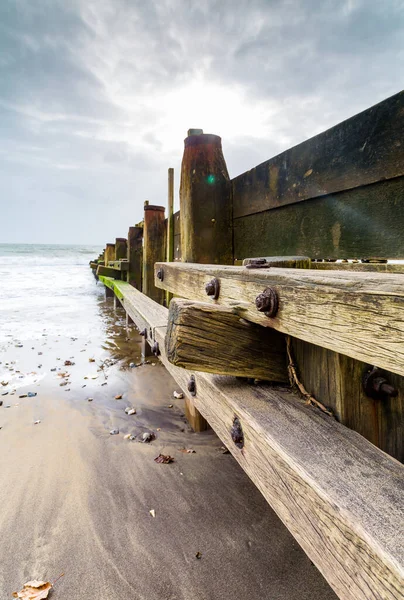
[0, 251, 336, 599]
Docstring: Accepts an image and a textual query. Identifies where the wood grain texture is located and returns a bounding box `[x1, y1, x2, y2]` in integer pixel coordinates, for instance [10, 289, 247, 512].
[127, 226, 143, 289]
[232, 90, 404, 219]
[242, 256, 311, 268]
[234, 176, 404, 261]
[291, 338, 404, 462]
[180, 133, 233, 264]
[166, 299, 288, 381]
[101, 279, 404, 599]
[104, 243, 115, 265]
[107, 260, 129, 271]
[154, 262, 404, 377]
[143, 204, 166, 304]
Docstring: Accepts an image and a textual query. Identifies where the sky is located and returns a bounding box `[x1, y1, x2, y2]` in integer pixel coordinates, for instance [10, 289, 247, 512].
[1, 0, 403, 244]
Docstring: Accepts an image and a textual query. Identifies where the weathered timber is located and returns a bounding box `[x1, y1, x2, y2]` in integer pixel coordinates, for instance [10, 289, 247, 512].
[311, 261, 404, 273]
[232, 90, 404, 219]
[234, 176, 404, 260]
[104, 243, 115, 266]
[96, 265, 119, 278]
[107, 260, 129, 271]
[142, 203, 166, 304]
[242, 256, 311, 268]
[166, 168, 175, 305]
[154, 262, 404, 377]
[180, 132, 233, 264]
[292, 338, 404, 462]
[166, 299, 288, 382]
[115, 237, 127, 260]
[127, 226, 143, 288]
[98, 279, 404, 599]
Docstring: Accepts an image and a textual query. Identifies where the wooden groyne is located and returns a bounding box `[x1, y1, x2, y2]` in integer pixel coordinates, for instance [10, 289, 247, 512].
[90, 92, 404, 599]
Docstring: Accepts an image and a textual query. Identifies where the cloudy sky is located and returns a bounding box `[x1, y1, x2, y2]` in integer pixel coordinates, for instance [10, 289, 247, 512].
[1, 0, 403, 244]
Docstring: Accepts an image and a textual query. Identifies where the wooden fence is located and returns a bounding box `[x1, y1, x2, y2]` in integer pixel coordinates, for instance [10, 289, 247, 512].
[90, 91, 404, 600]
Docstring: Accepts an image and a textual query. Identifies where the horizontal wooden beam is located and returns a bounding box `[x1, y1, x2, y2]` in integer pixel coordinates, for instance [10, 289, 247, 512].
[154, 262, 404, 377]
[166, 299, 288, 381]
[232, 91, 404, 219]
[107, 260, 129, 271]
[96, 265, 120, 278]
[102, 279, 404, 599]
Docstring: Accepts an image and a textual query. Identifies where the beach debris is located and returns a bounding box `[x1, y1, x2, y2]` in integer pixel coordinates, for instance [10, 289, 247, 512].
[5, 405, 11, 408]
[141, 432, 155, 443]
[34, 420, 41, 425]
[179, 448, 196, 454]
[38, 352, 43, 356]
[173, 391, 184, 399]
[2, 391, 9, 396]
[167, 404, 173, 408]
[101, 382, 107, 386]
[124, 407, 136, 415]
[129, 362, 136, 368]
[154, 454, 174, 464]
[1, 381, 9, 386]
[19, 394, 28, 399]
[82, 385, 86, 388]
[91, 375, 98, 380]
[219, 446, 230, 454]
[37, 364, 42, 369]
[59, 381, 68, 387]
[115, 394, 122, 400]
[88, 358, 95, 362]
[149, 509, 156, 518]
[124, 433, 136, 440]
[87, 397, 93, 402]
[0, 400, 3, 407]
[15, 344, 23, 348]
[110, 428, 119, 435]
[156, 428, 161, 431]
[64, 360, 75, 366]
[50, 368, 56, 372]
[195, 552, 202, 560]
[27, 392, 37, 398]
[12, 579, 52, 599]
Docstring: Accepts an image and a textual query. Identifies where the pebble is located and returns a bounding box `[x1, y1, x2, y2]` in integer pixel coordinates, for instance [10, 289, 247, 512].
[87, 397, 93, 402]
[34, 420, 41, 425]
[110, 429, 119, 435]
[27, 392, 37, 397]
[141, 432, 154, 443]
[115, 394, 122, 400]
[50, 368, 56, 372]
[0, 400, 2, 407]
[129, 362, 136, 368]
[173, 391, 184, 399]
[124, 407, 136, 415]
[19, 394, 28, 399]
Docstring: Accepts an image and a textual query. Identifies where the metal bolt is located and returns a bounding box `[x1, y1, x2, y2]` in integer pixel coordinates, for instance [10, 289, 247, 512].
[231, 416, 244, 449]
[205, 277, 220, 300]
[255, 287, 279, 318]
[187, 375, 196, 396]
[140, 328, 147, 338]
[157, 268, 164, 281]
[152, 341, 160, 356]
[363, 366, 398, 400]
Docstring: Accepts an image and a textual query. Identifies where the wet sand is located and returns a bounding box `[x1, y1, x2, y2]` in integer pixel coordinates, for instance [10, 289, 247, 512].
[0, 304, 337, 599]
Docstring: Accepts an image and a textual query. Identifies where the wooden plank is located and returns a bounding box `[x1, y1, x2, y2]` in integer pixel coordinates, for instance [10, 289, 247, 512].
[127, 225, 143, 289]
[232, 90, 404, 219]
[107, 260, 129, 271]
[143, 203, 166, 304]
[154, 262, 404, 377]
[234, 176, 404, 261]
[166, 299, 288, 381]
[115, 237, 127, 260]
[311, 261, 404, 273]
[242, 256, 311, 268]
[96, 265, 120, 278]
[100, 280, 404, 599]
[291, 338, 404, 462]
[166, 168, 175, 306]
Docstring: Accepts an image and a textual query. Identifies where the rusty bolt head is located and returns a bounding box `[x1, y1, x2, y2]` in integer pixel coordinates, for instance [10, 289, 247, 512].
[152, 341, 160, 356]
[255, 287, 279, 317]
[363, 366, 398, 400]
[231, 416, 244, 449]
[205, 277, 220, 300]
[157, 268, 164, 281]
[187, 375, 196, 396]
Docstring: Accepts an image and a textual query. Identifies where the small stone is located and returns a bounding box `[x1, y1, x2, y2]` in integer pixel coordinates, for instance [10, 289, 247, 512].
[149, 509, 156, 518]
[115, 394, 122, 400]
[19, 394, 28, 399]
[167, 404, 173, 408]
[34, 420, 41, 424]
[50, 368, 56, 372]
[110, 429, 119, 435]
[173, 391, 184, 399]
[87, 397, 94, 402]
[141, 432, 155, 443]
[0, 400, 3, 407]
[101, 382, 107, 386]
[195, 552, 202, 560]
[129, 362, 136, 368]
[27, 392, 37, 397]
[124, 407, 136, 415]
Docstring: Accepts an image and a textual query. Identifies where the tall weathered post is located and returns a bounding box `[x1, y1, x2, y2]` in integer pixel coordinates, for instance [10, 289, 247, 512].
[115, 237, 127, 260]
[180, 129, 233, 264]
[127, 226, 143, 289]
[179, 129, 233, 431]
[104, 243, 115, 266]
[166, 168, 175, 306]
[142, 201, 166, 304]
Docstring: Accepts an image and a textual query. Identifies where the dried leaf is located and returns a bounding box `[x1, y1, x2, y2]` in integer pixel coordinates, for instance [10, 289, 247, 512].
[13, 580, 52, 599]
[154, 454, 174, 464]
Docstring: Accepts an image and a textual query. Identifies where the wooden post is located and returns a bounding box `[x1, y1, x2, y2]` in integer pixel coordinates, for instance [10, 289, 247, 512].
[180, 130, 233, 264]
[166, 168, 174, 306]
[104, 243, 115, 266]
[115, 237, 127, 260]
[127, 226, 143, 289]
[142, 202, 166, 304]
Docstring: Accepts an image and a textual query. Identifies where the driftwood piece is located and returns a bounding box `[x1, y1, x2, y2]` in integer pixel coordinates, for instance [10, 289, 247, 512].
[166, 299, 288, 382]
[154, 262, 404, 377]
[103, 279, 404, 600]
